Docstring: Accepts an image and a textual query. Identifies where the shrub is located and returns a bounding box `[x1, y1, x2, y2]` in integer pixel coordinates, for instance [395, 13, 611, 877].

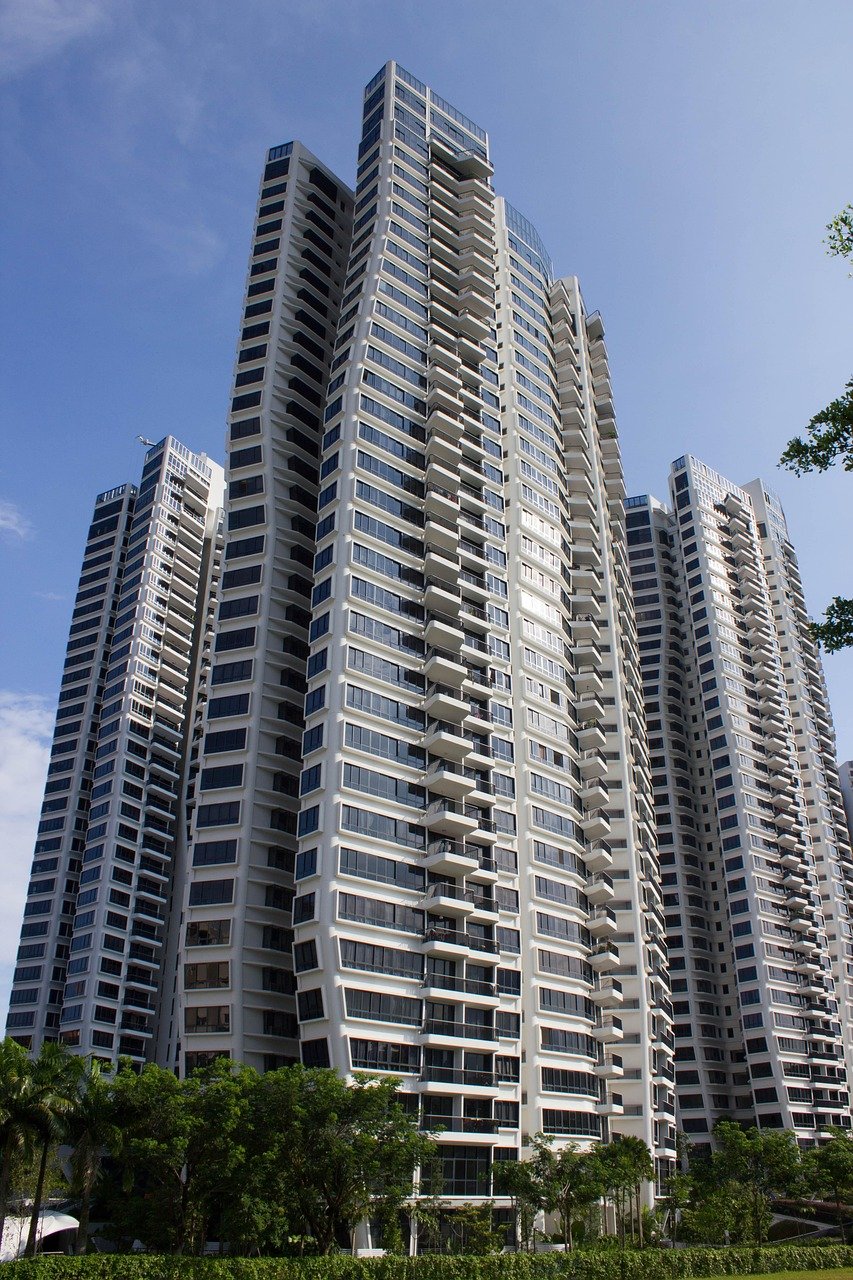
[6, 1242, 853, 1280]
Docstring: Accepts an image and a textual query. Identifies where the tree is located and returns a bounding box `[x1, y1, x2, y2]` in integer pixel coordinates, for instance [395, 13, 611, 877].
[661, 1170, 692, 1247]
[596, 1136, 654, 1247]
[531, 1135, 604, 1251]
[709, 1120, 802, 1245]
[22, 1042, 80, 1258]
[240, 1066, 430, 1255]
[806, 1126, 853, 1240]
[780, 204, 853, 649]
[65, 1060, 121, 1254]
[0, 1039, 37, 1252]
[491, 1155, 543, 1252]
[108, 1057, 254, 1254]
[680, 1179, 758, 1245]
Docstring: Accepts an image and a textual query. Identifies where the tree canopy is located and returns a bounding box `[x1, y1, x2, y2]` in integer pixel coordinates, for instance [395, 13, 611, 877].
[780, 203, 853, 650]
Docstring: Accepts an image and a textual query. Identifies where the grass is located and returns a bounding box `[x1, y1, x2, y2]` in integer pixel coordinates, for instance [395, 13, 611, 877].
[708, 1271, 853, 1280]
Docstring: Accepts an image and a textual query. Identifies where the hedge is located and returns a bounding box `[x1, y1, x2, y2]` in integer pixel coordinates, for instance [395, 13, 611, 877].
[6, 1245, 853, 1280]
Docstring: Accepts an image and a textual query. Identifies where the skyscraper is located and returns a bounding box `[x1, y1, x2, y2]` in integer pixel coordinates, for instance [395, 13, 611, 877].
[169, 143, 354, 1075]
[177, 61, 676, 1205]
[6, 437, 223, 1064]
[627, 456, 853, 1142]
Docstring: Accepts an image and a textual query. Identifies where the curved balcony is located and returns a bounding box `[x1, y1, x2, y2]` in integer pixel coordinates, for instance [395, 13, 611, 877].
[423, 797, 480, 838]
[425, 682, 470, 723]
[592, 1015, 623, 1044]
[425, 760, 477, 801]
[589, 941, 619, 972]
[586, 872, 614, 906]
[425, 838, 479, 876]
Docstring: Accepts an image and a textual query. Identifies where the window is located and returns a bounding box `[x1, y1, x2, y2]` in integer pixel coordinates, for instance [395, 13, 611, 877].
[339, 846, 424, 890]
[185, 919, 231, 947]
[184, 962, 229, 990]
[340, 938, 423, 978]
[200, 764, 244, 790]
[185, 1005, 230, 1033]
[349, 1039, 420, 1073]
[192, 840, 238, 867]
[294, 940, 318, 971]
[297, 989, 325, 1021]
[345, 988, 421, 1026]
[207, 695, 250, 719]
[188, 879, 234, 906]
[339, 891, 423, 934]
[196, 802, 240, 827]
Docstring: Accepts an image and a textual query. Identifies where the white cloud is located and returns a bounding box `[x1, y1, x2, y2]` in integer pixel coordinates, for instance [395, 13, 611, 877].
[0, 0, 113, 82]
[0, 499, 31, 540]
[0, 692, 53, 1019]
[33, 591, 65, 601]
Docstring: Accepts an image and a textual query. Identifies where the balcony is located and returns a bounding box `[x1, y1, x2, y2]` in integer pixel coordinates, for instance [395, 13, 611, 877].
[424, 719, 471, 762]
[582, 809, 611, 841]
[426, 431, 462, 469]
[422, 1018, 497, 1045]
[425, 883, 475, 917]
[423, 925, 497, 958]
[593, 1015, 623, 1044]
[584, 842, 613, 873]
[426, 586, 465, 629]
[591, 976, 623, 1009]
[427, 380, 463, 417]
[422, 973, 498, 1005]
[572, 537, 601, 566]
[425, 682, 470, 722]
[423, 797, 480, 838]
[457, 308, 490, 342]
[596, 1095, 624, 1118]
[425, 646, 467, 688]
[588, 906, 618, 938]
[425, 838, 479, 876]
[589, 940, 619, 971]
[425, 616, 464, 652]
[421, 1066, 495, 1088]
[586, 872, 615, 906]
[424, 483, 459, 522]
[579, 748, 607, 780]
[577, 720, 607, 752]
[594, 1054, 623, 1079]
[425, 760, 477, 801]
[581, 778, 609, 809]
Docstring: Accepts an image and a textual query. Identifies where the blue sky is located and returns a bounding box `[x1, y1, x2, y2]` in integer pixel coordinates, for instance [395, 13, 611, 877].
[1, 0, 852, 1007]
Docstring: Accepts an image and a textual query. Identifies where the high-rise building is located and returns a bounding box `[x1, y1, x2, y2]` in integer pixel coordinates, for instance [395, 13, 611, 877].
[177, 61, 676, 1206]
[627, 456, 853, 1143]
[169, 142, 354, 1075]
[6, 437, 223, 1064]
[839, 760, 853, 838]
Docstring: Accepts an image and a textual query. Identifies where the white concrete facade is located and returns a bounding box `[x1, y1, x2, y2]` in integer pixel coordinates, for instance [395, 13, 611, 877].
[7, 438, 223, 1063]
[627, 457, 853, 1144]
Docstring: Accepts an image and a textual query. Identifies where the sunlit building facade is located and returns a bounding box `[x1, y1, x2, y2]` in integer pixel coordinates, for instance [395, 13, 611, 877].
[627, 457, 853, 1143]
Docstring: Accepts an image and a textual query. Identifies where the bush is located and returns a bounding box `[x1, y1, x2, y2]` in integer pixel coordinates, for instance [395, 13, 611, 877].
[6, 1243, 853, 1280]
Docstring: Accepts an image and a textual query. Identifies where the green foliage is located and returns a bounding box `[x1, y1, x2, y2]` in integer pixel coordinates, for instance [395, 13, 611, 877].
[779, 379, 853, 477]
[825, 203, 853, 266]
[491, 1152, 544, 1252]
[0, 1038, 84, 1258]
[804, 1127, 853, 1212]
[808, 596, 853, 653]
[691, 1122, 803, 1247]
[531, 1136, 607, 1251]
[6, 1243, 853, 1279]
[779, 202, 853, 648]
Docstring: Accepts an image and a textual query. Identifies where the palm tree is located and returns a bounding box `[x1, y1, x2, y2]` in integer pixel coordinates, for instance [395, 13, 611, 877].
[0, 1038, 44, 1253]
[22, 1042, 81, 1258]
[66, 1060, 119, 1254]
